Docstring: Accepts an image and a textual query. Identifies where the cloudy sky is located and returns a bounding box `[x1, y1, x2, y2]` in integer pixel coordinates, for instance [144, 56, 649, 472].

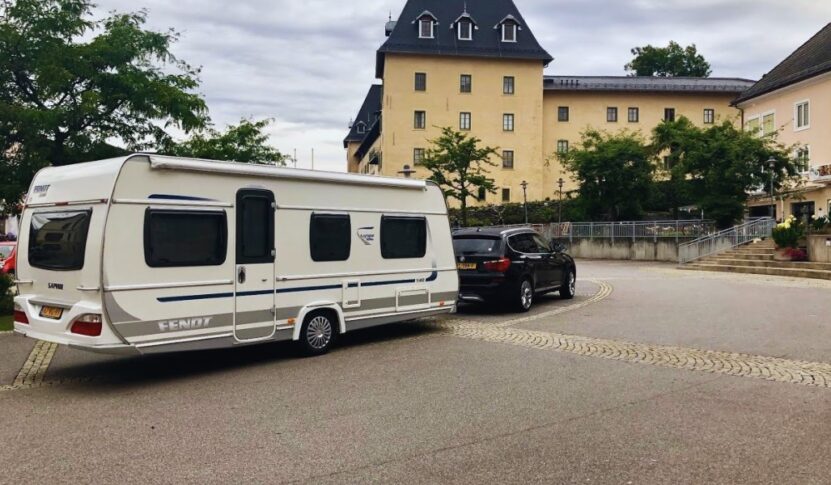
[94, 0, 830, 172]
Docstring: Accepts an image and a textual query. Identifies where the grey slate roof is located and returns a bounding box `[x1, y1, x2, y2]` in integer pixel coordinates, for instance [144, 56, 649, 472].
[544, 76, 755, 94]
[734, 23, 831, 104]
[343, 84, 382, 148]
[376, 0, 553, 78]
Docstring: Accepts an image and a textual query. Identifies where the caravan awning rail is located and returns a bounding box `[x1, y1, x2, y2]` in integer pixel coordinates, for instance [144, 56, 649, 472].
[148, 155, 428, 190]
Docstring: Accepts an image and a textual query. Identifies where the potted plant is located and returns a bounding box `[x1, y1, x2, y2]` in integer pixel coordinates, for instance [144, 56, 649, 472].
[771, 215, 805, 261]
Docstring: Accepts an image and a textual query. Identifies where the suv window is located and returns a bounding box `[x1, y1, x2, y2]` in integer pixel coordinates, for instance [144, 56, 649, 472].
[508, 233, 537, 254]
[532, 234, 550, 252]
[453, 237, 501, 256]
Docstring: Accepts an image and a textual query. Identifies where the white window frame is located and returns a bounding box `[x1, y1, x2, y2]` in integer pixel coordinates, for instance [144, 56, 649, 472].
[502, 23, 517, 42]
[356, 122, 366, 134]
[503, 113, 515, 132]
[502, 150, 514, 169]
[413, 148, 425, 165]
[503, 76, 515, 95]
[745, 115, 761, 136]
[794, 100, 810, 131]
[703, 108, 715, 124]
[419, 19, 434, 39]
[794, 145, 811, 174]
[458, 20, 472, 41]
[414, 111, 426, 130]
[761, 110, 776, 136]
[459, 112, 471, 131]
[557, 140, 569, 154]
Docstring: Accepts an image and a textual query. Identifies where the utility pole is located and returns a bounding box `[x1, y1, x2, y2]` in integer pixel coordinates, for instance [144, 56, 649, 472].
[311, 148, 315, 170]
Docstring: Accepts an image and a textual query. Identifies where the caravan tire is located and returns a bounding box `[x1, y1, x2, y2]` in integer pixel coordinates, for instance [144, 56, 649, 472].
[299, 311, 337, 356]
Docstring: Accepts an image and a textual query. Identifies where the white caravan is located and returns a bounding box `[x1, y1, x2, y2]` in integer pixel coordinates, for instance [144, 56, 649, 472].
[13, 154, 458, 355]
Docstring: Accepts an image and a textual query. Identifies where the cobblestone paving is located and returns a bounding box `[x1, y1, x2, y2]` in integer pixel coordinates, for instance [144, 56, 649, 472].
[1, 340, 58, 391]
[428, 279, 831, 388]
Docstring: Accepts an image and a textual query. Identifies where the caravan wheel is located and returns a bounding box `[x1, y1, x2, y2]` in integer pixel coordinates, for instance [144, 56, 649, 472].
[299, 311, 336, 356]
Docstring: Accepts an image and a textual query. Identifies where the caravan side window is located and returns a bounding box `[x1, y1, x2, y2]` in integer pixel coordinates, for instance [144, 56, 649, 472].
[309, 214, 351, 262]
[380, 216, 426, 259]
[144, 209, 227, 267]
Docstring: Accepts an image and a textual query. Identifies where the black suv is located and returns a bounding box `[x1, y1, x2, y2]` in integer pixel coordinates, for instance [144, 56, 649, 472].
[452, 227, 576, 312]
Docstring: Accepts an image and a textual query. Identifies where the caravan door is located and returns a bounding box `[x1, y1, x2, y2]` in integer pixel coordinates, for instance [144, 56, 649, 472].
[233, 189, 276, 341]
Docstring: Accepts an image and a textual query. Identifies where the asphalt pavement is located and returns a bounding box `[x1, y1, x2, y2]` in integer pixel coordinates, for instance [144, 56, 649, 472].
[1, 261, 830, 484]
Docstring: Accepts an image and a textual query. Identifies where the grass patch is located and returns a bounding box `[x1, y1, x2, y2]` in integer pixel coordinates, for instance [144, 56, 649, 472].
[0, 315, 12, 332]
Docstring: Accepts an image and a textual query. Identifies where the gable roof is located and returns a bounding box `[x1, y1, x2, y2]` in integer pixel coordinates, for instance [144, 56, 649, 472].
[376, 0, 552, 78]
[734, 23, 831, 104]
[545, 76, 755, 94]
[343, 84, 383, 148]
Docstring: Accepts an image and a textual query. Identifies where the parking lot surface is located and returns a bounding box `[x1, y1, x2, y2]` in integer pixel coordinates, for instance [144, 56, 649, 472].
[2, 261, 830, 484]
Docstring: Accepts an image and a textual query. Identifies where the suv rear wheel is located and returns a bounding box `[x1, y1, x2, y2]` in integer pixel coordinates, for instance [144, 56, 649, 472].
[560, 269, 576, 300]
[511, 278, 534, 312]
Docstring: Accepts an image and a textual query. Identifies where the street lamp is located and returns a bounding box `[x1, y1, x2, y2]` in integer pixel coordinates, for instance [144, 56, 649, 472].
[520, 180, 529, 225]
[767, 157, 777, 220]
[397, 164, 417, 178]
[557, 177, 565, 227]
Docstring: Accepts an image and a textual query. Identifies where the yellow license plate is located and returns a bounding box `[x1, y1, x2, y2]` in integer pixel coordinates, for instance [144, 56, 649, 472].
[40, 306, 63, 320]
[457, 263, 477, 270]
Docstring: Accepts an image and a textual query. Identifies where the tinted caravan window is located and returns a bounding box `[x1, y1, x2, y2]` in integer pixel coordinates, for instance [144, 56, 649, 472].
[381, 216, 426, 259]
[144, 210, 227, 267]
[310, 214, 351, 262]
[29, 210, 91, 271]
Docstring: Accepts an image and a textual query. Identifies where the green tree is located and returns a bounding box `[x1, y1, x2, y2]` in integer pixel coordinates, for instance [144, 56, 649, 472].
[625, 41, 712, 77]
[421, 127, 498, 226]
[558, 130, 655, 221]
[0, 0, 208, 209]
[652, 117, 796, 228]
[159, 119, 286, 165]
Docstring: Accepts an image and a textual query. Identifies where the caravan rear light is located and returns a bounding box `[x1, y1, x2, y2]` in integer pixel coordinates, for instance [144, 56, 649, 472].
[483, 257, 512, 273]
[70, 314, 102, 337]
[13, 303, 28, 325]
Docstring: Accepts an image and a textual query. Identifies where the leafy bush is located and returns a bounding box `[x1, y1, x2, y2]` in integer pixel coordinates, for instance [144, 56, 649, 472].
[0, 273, 13, 316]
[772, 215, 804, 249]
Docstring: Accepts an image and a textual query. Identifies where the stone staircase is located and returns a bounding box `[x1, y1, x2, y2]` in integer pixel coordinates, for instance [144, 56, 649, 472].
[682, 239, 831, 281]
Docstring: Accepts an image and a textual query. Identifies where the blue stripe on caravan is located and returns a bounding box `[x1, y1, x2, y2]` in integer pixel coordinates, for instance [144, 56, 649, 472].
[156, 271, 440, 303]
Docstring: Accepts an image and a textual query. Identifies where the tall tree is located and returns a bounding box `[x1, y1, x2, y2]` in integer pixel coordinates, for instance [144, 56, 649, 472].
[653, 118, 796, 227]
[159, 119, 287, 165]
[557, 130, 655, 221]
[625, 41, 712, 77]
[421, 127, 498, 226]
[0, 0, 208, 209]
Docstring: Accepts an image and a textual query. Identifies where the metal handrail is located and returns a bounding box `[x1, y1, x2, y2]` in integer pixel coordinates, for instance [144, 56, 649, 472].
[678, 218, 775, 264]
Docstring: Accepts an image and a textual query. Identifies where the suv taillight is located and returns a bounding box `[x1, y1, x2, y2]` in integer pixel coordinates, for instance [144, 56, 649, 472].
[70, 314, 102, 337]
[483, 257, 511, 273]
[13, 303, 28, 325]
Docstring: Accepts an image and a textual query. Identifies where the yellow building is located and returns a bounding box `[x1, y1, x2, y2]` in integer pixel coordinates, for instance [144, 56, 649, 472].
[736, 23, 831, 220]
[344, 0, 753, 205]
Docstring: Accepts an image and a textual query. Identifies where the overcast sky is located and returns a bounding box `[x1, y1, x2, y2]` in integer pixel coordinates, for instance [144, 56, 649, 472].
[94, 0, 831, 172]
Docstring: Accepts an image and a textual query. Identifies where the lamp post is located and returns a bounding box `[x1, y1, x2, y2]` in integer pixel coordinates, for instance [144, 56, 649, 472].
[397, 164, 417, 178]
[557, 177, 565, 227]
[767, 157, 777, 220]
[520, 180, 529, 225]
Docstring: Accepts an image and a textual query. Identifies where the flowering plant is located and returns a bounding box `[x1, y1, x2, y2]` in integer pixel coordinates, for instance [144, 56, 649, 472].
[772, 215, 804, 248]
[810, 214, 830, 234]
[784, 247, 808, 261]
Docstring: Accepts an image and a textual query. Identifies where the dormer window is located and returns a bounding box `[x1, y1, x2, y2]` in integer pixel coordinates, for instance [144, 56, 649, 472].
[356, 122, 366, 134]
[495, 15, 521, 43]
[458, 20, 473, 41]
[419, 18, 434, 39]
[414, 11, 438, 39]
[502, 22, 517, 42]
